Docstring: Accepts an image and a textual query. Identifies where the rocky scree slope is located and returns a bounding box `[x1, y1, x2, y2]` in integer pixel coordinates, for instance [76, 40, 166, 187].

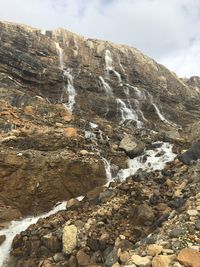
[0, 21, 200, 266]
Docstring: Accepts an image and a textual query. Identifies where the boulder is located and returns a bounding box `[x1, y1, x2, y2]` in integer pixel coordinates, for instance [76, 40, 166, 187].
[178, 140, 200, 165]
[62, 224, 78, 255]
[119, 135, 145, 158]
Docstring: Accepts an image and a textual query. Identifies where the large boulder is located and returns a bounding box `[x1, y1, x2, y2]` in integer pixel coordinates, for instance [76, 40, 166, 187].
[119, 135, 145, 158]
[178, 140, 200, 165]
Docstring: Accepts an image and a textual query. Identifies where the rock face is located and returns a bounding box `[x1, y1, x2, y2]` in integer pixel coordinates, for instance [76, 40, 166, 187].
[0, 21, 200, 267]
[178, 140, 200, 165]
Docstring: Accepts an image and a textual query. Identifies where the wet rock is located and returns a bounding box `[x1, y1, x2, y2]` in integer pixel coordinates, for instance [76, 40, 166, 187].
[66, 198, 80, 209]
[177, 248, 200, 267]
[62, 224, 77, 255]
[119, 135, 145, 158]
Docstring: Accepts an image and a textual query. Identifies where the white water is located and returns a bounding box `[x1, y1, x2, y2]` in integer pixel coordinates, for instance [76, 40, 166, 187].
[63, 69, 77, 112]
[105, 50, 122, 82]
[41, 29, 46, 35]
[117, 142, 176, 181]
[102, 157, 112, 184]
[116, 98, 142, 128]
[89, 122, 98, 129]
[56, 42, 76, 112]
[0, 202, 66, 266]
[152, 103, 176, 127]
[99, 76, 113, 97]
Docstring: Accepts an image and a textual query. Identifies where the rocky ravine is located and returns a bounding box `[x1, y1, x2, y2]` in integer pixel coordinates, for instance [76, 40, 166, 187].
[0, 21, 200, 266]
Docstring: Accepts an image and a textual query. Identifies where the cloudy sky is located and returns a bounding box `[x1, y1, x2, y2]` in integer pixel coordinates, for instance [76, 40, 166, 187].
[0, 0, 200, 77]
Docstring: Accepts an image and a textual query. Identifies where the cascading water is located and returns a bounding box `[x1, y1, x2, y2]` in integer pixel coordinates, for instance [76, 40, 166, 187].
[56, 42, 76, 112]
[99, 76, 113, 96]
[117, 142, 176, 181]
[102, 157, 113, 184]
[152, 103, 176, 127]
[105, 50, 122, 83]
[116, 98, 142, 128]
[0, 202, 66, 266]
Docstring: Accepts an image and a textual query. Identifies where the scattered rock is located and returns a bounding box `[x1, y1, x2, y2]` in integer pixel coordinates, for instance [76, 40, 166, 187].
[62, 224, 78, 255]
[152, 255, 174, 267]
[146, 244, 163, 256]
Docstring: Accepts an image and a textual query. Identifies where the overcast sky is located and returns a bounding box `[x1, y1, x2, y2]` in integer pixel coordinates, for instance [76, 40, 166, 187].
[0, 0, 200, 77]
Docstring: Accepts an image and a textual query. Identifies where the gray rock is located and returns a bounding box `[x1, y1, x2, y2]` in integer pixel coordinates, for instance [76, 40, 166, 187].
[105, 248, 118, 267]
[195, 220, 200, 230]
[119, 135, 145, 158]
[169, 228, 185, 238]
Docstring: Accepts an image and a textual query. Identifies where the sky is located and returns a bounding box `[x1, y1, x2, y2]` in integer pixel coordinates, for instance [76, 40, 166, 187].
[0, 0, 200, 77]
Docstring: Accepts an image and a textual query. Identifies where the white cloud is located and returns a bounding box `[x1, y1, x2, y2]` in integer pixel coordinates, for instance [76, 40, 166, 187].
[0, 0, 200, 77]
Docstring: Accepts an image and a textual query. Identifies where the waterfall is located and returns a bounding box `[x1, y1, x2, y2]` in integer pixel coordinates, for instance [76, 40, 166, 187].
[117, 142, 176, 181]
[55, 42, 76, 112]
[102, 157, 112, 184]
[0, 202, 66, 266]
[116, 98, 142, 127]
[152, 103, 176, 127]
[105, 50, 122, 82]
[99, 76, 113, 96]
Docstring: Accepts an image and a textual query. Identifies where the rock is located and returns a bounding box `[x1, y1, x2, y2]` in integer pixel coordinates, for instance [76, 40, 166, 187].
[119, 135, 145, 158]
[177, 248, 200, 267]
[62, 224, 78, 255]
[163, 129, 181, 142]
[129, 255, 151, 266]
[187, 210, 199, 216]
[23, 105, 34, 115]
[170, 228, 186, 238]
[146, 244, 163, 256]
[178, 140, 200, 165]
[66, 198, 80, 209]
[0, 234, 6, 245]
[132, 203, 155, 226]
[80, 150, 89, 155]
[195, 220, 200, 230]
[152, 255, 174, 267]
[63, 127, 78, 138]
[76, 250, 91, 266]
[105, 249, 118, 267]
[119, 251, 130, 264]
[41, 233, 61, 252]
[53, 253, 66, 262]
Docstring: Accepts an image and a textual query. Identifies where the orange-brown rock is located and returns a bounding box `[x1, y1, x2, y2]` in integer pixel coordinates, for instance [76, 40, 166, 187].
[177, 248, 200, 267]
[63, 127, 77, 138]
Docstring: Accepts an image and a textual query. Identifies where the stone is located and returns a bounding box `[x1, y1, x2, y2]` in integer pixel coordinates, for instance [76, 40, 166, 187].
[63, 127, 77, 138]
[187, 210, 199, 216]
[66, 198, 80, 209]
[62, 224, 78, 255]
[119, 135, 145, 158]
[76, 250, 91, 266]
[195, 220, 200, 230]
[0, 235, 6, 245]
[80, 150, 89, 155]
[146, 244, 163, 256]
[129, 255, 151, 266]
[133, 203, 155, 226]
[178, 140, 200, 165]
[170, 228, 186, 238]
[23, 105, 34, 115]
[41, 233, 61, 252]
[119, 251, 130, 264]
[177, 248, 200, 267]
[152, 255, 174, 267]
[105, 249, 118, 267]
[53, 252, 66, 262]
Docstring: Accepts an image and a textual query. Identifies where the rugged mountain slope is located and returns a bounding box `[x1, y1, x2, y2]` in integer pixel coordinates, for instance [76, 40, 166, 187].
[0, 21, 200, 266]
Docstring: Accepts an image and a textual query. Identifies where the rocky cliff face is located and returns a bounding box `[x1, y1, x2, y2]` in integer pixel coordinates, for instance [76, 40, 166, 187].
[0, 21, 200, 266]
